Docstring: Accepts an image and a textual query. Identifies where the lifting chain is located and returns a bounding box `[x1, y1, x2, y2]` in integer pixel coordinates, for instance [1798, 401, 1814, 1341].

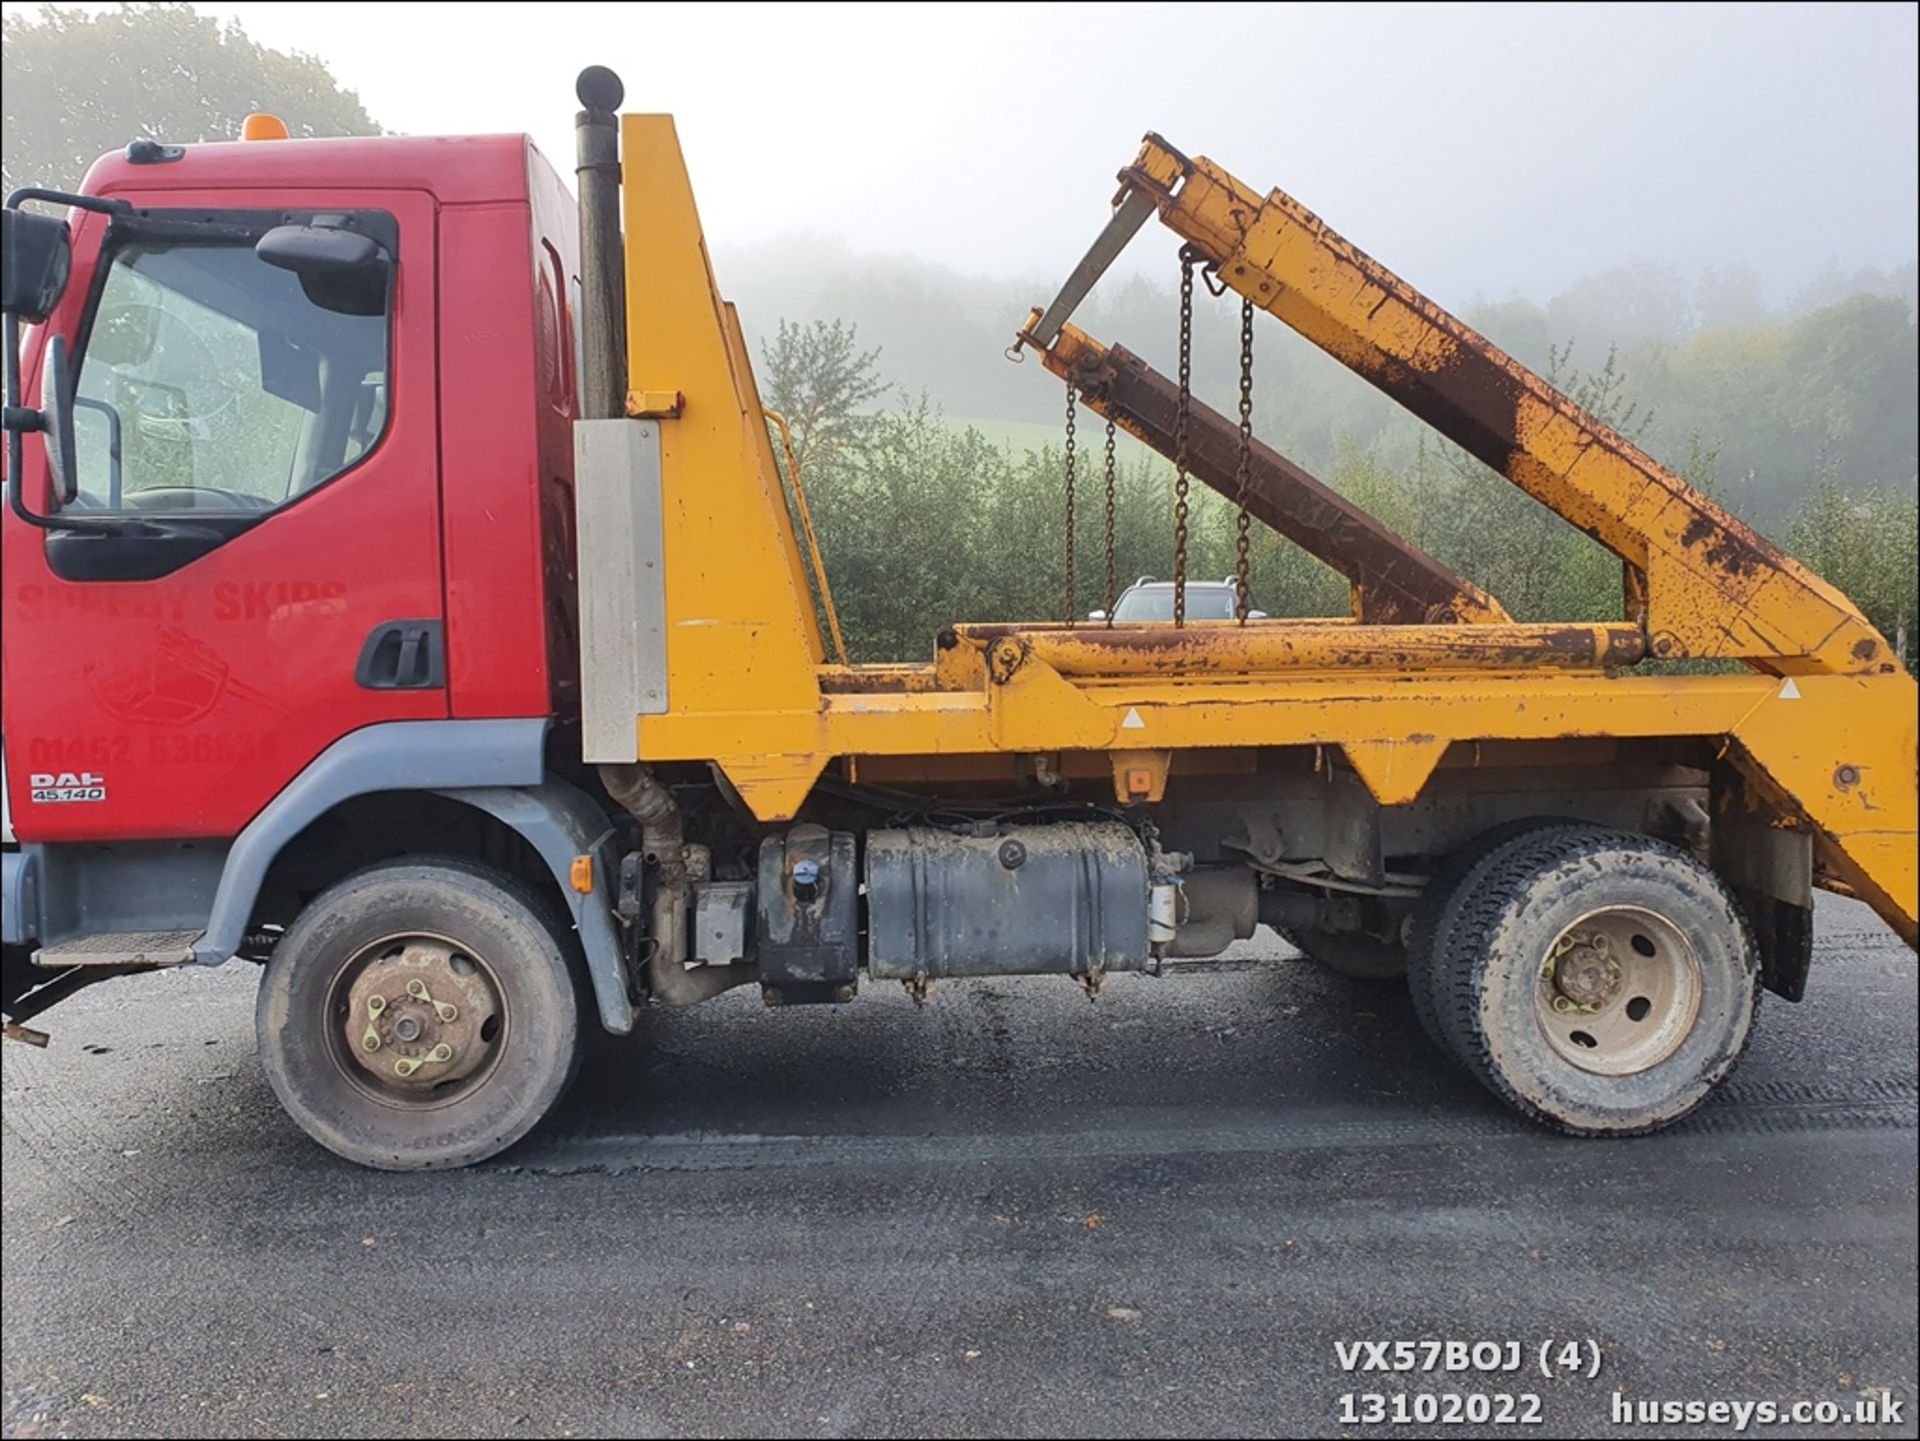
[1102, 413, 1118, 627]
[1062, 384, 1078, 625]
[1173, 247, 1198, 627]
[1233, 297, 1255, 623]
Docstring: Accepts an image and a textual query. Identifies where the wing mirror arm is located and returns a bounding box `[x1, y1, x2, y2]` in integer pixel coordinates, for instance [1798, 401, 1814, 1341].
[4, 189, 129, 532]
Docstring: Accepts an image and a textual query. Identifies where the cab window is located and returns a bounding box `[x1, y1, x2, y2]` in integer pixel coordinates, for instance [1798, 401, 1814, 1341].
[73, 238, 390, 514]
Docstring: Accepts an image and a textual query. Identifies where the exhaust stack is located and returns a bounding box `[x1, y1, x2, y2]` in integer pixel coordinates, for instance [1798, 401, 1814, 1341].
[574, 66, 626, 420]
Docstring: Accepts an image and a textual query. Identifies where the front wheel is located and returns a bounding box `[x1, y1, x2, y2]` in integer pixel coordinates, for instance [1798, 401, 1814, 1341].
[256, 858, 583, 1170]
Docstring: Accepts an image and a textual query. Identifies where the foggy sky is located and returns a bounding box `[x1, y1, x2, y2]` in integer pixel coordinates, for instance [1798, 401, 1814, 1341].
[17, 1, 1917, 308]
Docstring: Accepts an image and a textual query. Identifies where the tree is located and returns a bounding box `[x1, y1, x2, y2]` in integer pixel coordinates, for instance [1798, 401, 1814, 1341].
[1694, 263, 1768, 332]
[758, 318, 890, 474]
[2, 3, 379, 196]
[1779, 295, 1919, 493]
[800, 399, 1011, 661]
[1787, 481, 1918, 667]
[1463, 297, 1554, 372]
[1544, 261, 1693, 351]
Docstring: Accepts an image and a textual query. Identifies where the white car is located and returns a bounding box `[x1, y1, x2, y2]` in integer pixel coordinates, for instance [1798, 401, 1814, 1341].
[1092, 576, 1265, 622]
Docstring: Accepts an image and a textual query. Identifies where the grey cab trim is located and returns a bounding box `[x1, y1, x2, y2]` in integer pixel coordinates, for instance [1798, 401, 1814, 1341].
[194, 719, 547, 964]
[432, 781, 634, 1034]
[2, 849, 39, 946]
[19, 839, 230, 950]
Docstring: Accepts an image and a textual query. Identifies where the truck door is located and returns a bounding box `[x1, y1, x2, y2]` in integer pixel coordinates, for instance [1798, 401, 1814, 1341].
[2, 190, 444, 842]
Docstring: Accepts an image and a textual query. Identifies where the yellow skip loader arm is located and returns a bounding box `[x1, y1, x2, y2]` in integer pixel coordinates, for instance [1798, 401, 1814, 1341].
[1075, 136, 1894, 677]
[1014, 134, 1917, 947]
[616, 114, 1916, 949]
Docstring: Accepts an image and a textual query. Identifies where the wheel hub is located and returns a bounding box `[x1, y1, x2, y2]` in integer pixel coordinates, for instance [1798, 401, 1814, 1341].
[343, 941, 499, 1090]
[1534, 906, 1703, 1077]
[1550, 934, 1622, 1011]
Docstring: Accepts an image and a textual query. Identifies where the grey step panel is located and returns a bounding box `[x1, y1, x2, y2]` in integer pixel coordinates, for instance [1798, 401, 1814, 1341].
[34, 930, 199, 967]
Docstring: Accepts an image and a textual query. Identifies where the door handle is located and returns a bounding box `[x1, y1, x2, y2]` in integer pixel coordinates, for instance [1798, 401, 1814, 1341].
[356, 619, 445, 690]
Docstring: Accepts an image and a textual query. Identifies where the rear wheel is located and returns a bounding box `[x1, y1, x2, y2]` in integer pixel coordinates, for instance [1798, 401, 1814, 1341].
[1405, 818, 1599, 1062]
[1432, 828, 1758, 1135]
[256, 858, 583, 1170]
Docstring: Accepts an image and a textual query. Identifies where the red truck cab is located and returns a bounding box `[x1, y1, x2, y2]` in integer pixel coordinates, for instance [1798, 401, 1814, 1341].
[3, 130, 581, 846]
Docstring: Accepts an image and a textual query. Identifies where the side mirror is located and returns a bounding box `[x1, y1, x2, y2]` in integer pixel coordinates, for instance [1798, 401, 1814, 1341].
[1248, 609, 1268, 620]
[40, 334, 77, 503]
[2, 209, 73, 322]
[1087, 609, 1108, 621]
[256, 221, 389, 317]
[256, 221, 379, 275]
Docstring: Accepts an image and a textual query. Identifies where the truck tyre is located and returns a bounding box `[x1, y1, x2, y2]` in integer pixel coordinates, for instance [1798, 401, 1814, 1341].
[1432, 827, 1759, 1135]
[256, 858, 583, 1170]
[1286, 927, 1407, 981]
[1404, 818, 1601, 1064]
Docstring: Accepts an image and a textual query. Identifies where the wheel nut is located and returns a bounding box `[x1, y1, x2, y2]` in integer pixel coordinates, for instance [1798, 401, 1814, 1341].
[1553, 941, 1620, 1010]
[343, 940, 498, 1090]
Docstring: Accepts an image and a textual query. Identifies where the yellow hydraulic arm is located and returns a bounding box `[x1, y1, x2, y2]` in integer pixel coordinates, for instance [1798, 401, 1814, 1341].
[1011, 134, 1912, 944]
[1020, 135, 1899, 679]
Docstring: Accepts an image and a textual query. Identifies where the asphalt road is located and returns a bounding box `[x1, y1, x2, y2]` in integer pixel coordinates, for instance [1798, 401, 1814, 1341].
[3, 896, 1915, 1439]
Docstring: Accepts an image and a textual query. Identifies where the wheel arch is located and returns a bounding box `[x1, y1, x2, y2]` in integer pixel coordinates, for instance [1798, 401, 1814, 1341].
[198, 720, 634, 1034]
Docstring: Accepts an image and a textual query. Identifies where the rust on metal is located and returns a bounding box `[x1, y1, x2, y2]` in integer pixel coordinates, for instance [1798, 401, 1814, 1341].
[1551, 938, 1623, 1010]
[1040, 327, 1510, 627]
[988, 637, 1031, 685]
[954, 620, 1645, 678]
[1116, 136, 1894, 673]
[817, 664, 949, 694]
[344, 943, 498, 1090]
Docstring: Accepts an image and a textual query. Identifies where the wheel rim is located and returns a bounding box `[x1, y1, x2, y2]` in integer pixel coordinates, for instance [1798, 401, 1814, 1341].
[1533, 905, 1702, 1076]
[326, 933, 508, 1107]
